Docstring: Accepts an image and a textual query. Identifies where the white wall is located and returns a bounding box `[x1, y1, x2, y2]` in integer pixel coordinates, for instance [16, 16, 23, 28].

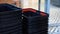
[21, 0, 38, 10]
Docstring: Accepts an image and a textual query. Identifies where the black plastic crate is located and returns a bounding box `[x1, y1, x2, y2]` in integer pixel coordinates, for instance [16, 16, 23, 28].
[0, 4, 22, 34]
[23, 11, 48, 34]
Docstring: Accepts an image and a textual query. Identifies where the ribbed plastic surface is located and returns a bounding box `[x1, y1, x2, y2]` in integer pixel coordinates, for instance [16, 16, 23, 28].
[23, 11, 48, 34]
[0, 4, 22, 34]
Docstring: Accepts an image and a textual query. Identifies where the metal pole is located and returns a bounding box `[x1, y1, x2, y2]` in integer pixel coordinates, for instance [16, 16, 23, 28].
[45, 0, 50, 13]
[38, 0, 40, 11]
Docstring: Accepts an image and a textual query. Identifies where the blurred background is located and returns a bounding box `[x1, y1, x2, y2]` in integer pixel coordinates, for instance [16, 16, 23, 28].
[0, 0, 60, 34]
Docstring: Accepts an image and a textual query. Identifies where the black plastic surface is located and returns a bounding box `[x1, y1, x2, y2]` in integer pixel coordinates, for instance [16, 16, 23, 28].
[23, 11, 48, 34]
[0, 4, 22, 34]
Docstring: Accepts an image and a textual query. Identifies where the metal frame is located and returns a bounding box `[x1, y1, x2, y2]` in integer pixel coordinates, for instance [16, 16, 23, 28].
[38, 0, 50, 13]
[45, 0, 50, 13]
[38, 0, 40, 10]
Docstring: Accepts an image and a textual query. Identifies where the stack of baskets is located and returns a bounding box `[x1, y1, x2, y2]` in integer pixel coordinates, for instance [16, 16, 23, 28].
[22, 8, 49, 34]
[0, 4, 48, 34]
[0, 4, 22, 34]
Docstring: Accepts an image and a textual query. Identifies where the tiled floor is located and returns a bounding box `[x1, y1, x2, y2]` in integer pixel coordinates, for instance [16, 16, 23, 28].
[49, 4, 60, 34]
[49, 5, 60, 24]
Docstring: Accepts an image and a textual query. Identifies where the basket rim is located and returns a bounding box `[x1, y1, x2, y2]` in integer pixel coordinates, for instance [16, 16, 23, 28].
[0, 3, 21, 14]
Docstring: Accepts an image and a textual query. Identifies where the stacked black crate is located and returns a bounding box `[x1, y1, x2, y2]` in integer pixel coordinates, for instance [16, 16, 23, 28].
[23, 10, 48, 34]
[0, 4, 22, 34]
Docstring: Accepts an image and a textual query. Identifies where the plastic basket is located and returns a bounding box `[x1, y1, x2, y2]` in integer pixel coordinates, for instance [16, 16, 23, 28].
[22, 9, 48, 34]
[0, 4, 22, 34]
